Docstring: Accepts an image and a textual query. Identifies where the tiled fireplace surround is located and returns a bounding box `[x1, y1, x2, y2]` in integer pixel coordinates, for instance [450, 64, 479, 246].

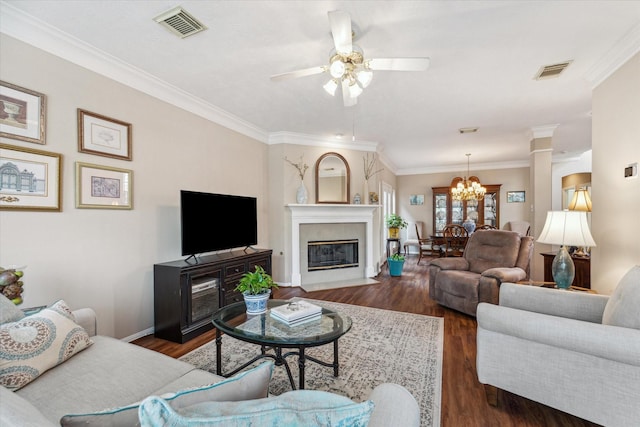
[287, 204, 379, 287]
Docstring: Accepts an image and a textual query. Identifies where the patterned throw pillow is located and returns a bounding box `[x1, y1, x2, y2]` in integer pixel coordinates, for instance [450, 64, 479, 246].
[0, 300, 93, 390]
[138, 390, 374, 427]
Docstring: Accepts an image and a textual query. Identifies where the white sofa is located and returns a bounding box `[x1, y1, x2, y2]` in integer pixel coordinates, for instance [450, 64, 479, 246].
[476, 266, 640, 426]
[1, 299, 420, 426]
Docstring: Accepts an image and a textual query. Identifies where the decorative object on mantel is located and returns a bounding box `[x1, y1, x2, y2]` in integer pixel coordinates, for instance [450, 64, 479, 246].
[353, 193, 361, 204]
[451, 153, 486, 201]
[369, 192, 379, 204]
[386, 213, 408, 239]
[537, 211, 596, 289]
[234, 265, 278, 315]
[363, 153, 383, 205]
[0, 265, 26, 305]
[285, 155, 309, 204]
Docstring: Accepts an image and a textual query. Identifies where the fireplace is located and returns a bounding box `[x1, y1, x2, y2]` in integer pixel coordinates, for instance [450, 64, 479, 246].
[287, 204, 379, 287]
[308, 239, 359, 271]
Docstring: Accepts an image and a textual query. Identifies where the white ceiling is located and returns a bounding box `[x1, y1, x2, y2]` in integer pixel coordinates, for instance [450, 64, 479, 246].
[2, 1, 639, 174]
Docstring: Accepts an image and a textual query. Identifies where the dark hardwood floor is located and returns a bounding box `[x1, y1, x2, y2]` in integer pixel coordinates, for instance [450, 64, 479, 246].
[133, 256, 600, 427]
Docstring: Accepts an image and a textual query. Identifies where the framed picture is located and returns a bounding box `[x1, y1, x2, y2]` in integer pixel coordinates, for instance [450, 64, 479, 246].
[76, 162, 133, 209]
[410, 194, 424, 205]
[0, 143, 61, 211]
[507, 191, 525, 203]
[78, 109, 132, 160]
[0, 81, 46, 145]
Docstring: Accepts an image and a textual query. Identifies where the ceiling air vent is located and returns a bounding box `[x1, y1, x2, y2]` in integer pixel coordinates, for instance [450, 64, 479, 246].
[534, 61, 573, 80]
[154, 6, 207, 39]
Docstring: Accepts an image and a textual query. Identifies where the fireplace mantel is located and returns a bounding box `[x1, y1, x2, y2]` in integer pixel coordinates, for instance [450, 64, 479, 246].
[287, 204, 379, 286]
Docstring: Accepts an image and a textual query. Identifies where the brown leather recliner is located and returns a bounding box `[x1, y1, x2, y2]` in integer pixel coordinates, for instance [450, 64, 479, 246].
[428, 230, 534, 316]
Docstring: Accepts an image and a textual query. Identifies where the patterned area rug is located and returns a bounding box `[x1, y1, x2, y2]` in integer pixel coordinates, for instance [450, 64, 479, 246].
[180, 300, 443, 427]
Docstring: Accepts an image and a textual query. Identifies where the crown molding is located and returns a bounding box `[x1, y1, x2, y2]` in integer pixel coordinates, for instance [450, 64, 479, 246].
[395, 159, 531, 176]
[0, 1, 269, 143]
[586, 22, 640, 89]
[268, 131, 378, 151]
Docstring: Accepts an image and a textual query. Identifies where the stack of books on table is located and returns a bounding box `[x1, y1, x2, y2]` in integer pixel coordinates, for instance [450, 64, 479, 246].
[270, 300, 322, 326]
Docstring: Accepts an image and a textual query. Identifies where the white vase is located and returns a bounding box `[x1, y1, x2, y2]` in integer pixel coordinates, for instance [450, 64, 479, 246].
[363, 179, 370, 205]
[296, 181, 308, 204]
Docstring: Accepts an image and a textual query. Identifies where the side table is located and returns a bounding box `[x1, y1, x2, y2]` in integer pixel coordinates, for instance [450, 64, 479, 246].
[386, 238, 401, 259]
[516, 281, 597, 294]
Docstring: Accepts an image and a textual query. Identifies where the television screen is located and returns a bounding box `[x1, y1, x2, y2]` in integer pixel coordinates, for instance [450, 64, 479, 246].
[180, 190, 257, 256]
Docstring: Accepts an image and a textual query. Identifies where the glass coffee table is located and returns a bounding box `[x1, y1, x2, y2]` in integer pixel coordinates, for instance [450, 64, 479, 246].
[211, 299, 352, 390]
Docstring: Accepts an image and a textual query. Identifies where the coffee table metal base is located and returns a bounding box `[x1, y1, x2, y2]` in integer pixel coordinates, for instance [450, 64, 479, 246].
[215, 330, 340, 390]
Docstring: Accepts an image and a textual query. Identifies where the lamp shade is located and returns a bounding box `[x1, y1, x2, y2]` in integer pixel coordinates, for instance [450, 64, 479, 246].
[568, 188, 592, 212]
[537, 211, 596, 247]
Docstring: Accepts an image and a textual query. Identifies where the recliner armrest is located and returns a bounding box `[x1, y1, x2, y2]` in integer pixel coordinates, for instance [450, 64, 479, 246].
[429, 257, 469, 271]
[499, 283, 609, 323]
[481, 267, 527, 283]
[477, 302, 640, 367]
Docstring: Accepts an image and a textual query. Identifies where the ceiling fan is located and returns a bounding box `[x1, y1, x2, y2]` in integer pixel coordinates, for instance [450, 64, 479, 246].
[270, 10, 430, 107]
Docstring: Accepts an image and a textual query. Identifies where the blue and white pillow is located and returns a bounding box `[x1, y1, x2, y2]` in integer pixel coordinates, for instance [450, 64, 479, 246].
[139, 389, 374, 427]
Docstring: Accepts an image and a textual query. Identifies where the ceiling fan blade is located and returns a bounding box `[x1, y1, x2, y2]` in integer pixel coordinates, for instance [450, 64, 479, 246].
[328, 10, 352, 55]
[341, 80, 357, 107]
[368, 57, 430, 71]
[270, 66, 326, 82]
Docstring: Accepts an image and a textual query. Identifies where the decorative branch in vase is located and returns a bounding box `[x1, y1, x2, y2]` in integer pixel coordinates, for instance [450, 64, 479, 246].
[363, 153, 383, 204]
[285, 155, 309, 204]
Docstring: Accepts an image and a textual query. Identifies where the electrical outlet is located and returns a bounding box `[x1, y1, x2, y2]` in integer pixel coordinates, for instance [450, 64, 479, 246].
[625, 162, 638, 179]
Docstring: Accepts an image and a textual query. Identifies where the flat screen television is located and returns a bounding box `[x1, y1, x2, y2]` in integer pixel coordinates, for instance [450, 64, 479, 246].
[180, 190, 257, 257]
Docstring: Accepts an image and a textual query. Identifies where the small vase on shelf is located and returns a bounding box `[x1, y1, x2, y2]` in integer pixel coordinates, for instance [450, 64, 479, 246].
[296, 181, 308, 204]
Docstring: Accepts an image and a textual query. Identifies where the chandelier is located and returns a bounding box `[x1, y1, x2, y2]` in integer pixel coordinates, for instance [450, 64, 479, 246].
[322, 46, 373, 100]
[451, 154, 486, 201]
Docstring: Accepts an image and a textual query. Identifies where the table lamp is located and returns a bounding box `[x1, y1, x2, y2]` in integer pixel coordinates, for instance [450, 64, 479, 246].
[537, 211, 596, 289]
[567, 187, 592, 256]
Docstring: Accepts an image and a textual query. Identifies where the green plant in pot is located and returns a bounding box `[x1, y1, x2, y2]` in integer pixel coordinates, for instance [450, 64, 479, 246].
[385, 214, 408, 239]
[388, 253, 405, 277]
[234, 265, 278, 315]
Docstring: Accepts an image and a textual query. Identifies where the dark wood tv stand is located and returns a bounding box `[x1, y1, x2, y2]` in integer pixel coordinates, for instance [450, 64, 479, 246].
[153, 248, 272, 343]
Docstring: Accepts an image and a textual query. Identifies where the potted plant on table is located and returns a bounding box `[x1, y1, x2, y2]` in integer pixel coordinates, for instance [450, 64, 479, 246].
[385, 214, 408, 239]
[387, 253, 406, 277]
[234, 265, 278, 315]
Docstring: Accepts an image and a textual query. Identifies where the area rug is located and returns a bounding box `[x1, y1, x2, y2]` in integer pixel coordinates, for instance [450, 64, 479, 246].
[180, 300, 443, 427]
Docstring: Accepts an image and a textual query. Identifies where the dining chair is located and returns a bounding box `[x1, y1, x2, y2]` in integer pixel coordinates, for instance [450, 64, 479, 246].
[442, 224, 468, 257]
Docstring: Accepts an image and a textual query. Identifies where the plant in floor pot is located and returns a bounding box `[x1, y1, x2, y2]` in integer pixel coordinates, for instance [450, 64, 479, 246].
[234, 265, 278, 315]
[386, 214, 408, 239]
[388, 253, 405, 277]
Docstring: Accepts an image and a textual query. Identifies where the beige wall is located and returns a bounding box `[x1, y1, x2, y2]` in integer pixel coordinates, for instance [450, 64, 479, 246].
[397, 167, 530, 237]
[591, 51, 640, 294]
[0, 35, 270, 339]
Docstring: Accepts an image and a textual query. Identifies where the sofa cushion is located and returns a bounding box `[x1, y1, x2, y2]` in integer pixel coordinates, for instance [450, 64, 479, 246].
[0, 382, 58, 427]
[0, 300, 93, 390]
[0, 294, 25, 324]
[60, 361, 273, 427]
[138, 390, 374, 427]
[602, 265, 640, 330]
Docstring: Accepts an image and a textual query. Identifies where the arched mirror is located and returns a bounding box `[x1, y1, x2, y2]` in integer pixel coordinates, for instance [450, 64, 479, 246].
[315, 152, 350, 204]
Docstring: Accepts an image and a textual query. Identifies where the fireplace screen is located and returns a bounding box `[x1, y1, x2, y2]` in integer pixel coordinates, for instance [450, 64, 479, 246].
[308, 239, 359, 271]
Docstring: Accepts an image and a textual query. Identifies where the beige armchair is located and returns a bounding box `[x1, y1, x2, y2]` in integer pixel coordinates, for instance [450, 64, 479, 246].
[428, 230, 534, 316]
[476, 266, 640, 426]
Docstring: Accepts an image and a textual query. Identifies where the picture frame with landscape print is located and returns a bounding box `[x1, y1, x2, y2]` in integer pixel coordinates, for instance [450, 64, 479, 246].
[76, 162, 132, 209]
[0, 81, 46, 145]
[78, 109, 132, 160]
[0, 143, 61, 211]
[507, 191, 525, 203]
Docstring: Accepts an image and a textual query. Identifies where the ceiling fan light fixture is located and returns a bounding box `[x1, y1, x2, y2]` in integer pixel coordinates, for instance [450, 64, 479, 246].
[356, 69, 373, 88]
[323, 79, 338, 96]
[329, 60, 346, 78]
[348, 82, 363, 98]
